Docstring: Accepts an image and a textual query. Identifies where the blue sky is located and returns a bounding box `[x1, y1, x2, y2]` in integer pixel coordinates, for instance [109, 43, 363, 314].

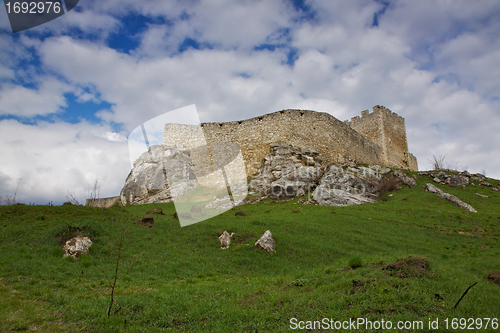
[1, 0, 500, 204]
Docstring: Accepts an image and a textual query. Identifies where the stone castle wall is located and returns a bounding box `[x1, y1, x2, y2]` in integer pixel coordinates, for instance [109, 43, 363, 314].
[86, 196, 121, 208]
[348, 105, 418, 170]
[164, 124, 246, 188]
[163, 107, 418, 180]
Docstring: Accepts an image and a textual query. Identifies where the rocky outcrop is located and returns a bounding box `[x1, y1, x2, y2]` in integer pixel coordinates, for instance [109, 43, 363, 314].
[120, 145, 197, 205]
[370, 165, 391, 175]
[63, 236, 92, 258]
[470, 174, 486, 183]
[248, 142, 390, 207]
[424, 183, 477, 212]
[249, 142, 323, 199]
[393, 170, 417, 188]
[254, 230, 276, 253]
[431, 171, 469, 186]
[311, 164, 380, 206]
[420, 171, 478, 187]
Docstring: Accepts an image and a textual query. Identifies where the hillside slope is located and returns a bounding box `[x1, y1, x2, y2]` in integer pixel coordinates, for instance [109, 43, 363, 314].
[1, 170, 499, 332]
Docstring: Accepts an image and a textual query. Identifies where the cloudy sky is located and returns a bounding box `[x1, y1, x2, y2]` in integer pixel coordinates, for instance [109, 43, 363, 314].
[1, 0, 499, 205]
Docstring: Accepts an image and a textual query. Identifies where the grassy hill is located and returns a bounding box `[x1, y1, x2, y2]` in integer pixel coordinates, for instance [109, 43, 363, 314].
[1, 170, 499, 332]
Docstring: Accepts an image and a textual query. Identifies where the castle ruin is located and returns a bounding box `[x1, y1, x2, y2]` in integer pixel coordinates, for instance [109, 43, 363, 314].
[88, 105, 418, 207]
[163, 105, 418, 178]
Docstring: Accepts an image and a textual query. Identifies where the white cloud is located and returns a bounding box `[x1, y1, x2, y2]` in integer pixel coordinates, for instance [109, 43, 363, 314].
[0, 78, 70, 116]
[0, 119, 130, 204]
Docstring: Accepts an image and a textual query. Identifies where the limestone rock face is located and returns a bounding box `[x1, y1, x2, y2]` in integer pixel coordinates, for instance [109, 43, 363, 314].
[254, 230, 276, 254]
[120, 145, 197, 205]
[370, 165, 391, 174]
[393, 170, 417, 188]
[311, 164, 379, 206]
[249, 141, 323, 199]
[270, 179, 312, 199]
[471, 173, 486, 182]
[427, 171, 470, 187]
[424, 183, 477, 212]
[63, 236, 92, 258]
[446, 175, 469, 187]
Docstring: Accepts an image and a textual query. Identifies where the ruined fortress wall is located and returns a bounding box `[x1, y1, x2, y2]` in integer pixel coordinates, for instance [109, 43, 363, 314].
[408, 153, 418, 171]
[85, 196, 121, 207]
[348, 106, 417, 170]
[163, 124, 246, 188]
[163, 108, 418, 179]
[196, 110, 384, 176]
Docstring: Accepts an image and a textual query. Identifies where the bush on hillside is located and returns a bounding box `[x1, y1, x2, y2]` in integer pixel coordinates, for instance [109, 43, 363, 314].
[378, 176, 401, 201]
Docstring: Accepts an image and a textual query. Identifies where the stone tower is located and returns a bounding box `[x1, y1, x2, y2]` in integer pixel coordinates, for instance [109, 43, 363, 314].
[347, 105, 418, 170]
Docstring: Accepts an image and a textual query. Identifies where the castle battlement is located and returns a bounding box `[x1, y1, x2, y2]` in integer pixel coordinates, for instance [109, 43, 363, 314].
[347, 105, 416, 171]
[350, 105, 405, 125]
[164, 106, 418, 177]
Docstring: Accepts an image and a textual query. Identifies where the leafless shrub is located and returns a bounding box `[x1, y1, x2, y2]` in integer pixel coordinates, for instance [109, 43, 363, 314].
[0, 178, 22, 206]
[428, 155, 447, 170]
[13, 178, 21, 203]
[87, 177, 101, 206]
[66, 191, 84, 205]
[378, 176, 401, 201]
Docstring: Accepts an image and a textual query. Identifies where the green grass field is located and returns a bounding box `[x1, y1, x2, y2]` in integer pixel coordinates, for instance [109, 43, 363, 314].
[1, 171, 499, 332]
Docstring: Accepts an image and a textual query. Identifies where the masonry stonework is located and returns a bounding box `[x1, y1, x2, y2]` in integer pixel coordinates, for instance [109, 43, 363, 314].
[162, 106, 418, 179]
[348, 105, 418, 171]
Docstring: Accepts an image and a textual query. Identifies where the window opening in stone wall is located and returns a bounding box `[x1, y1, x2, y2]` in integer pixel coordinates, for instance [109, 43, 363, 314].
[258, 117, 263, 121]
[280, 111, 284, 115]
[219, 123, 223, 127]
[238, 121, 242, 125]
[300, 112, 304, 117]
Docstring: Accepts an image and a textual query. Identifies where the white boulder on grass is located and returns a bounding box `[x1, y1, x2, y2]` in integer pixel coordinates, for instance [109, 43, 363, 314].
[63, 235, 92, 258]
[219, 231, 234, 249]
[254, 230, 276, 254]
